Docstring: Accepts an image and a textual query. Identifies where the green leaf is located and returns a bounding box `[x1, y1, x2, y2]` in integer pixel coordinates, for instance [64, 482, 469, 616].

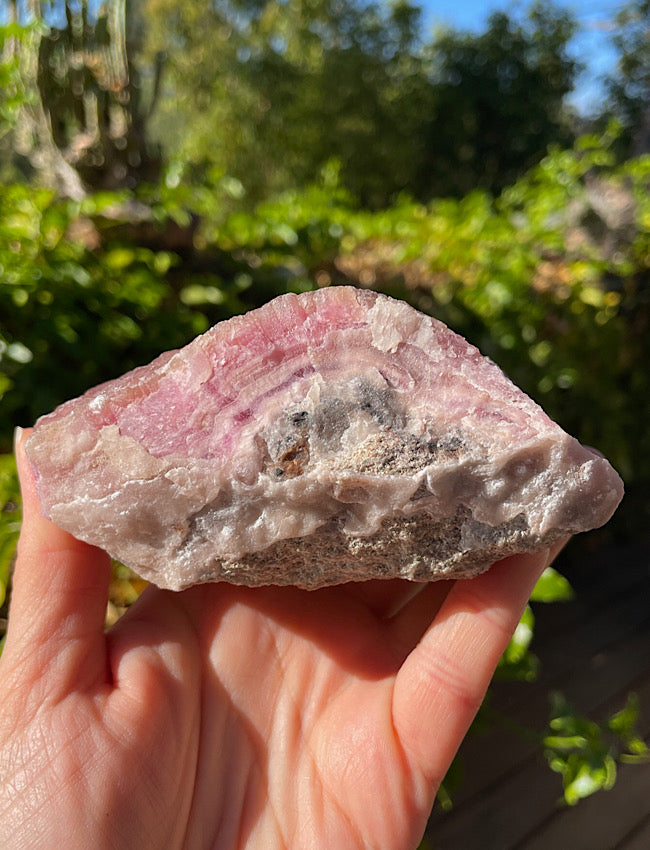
[497, 605, 540, 682]
[543, 734, 588, 751]
[530, 568, 574, 603]
[0, 453, 21, 608]
[608, 692, 639, 737]
[564, 758, 617, 805]
[103, 248, 137, 270]
[508, 605, 535, 659]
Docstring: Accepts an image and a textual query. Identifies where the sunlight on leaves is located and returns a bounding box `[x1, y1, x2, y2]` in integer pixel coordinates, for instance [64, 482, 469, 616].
[543, 691, 649, 805]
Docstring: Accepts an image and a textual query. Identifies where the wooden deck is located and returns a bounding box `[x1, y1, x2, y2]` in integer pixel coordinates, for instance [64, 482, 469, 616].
[424, 535, 650, 849]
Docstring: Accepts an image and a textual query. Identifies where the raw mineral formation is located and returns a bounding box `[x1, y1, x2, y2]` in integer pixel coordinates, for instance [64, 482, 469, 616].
[26, 286, 623, 590]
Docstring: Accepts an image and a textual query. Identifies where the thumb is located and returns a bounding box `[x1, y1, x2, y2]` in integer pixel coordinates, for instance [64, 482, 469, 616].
[2, 427, 111, 699]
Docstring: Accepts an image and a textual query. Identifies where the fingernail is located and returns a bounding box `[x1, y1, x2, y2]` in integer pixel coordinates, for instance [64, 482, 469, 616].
[13, 425, 24, 451]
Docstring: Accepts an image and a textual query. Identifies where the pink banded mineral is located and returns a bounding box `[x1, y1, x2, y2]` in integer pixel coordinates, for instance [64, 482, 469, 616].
[26, 286, 623, 589]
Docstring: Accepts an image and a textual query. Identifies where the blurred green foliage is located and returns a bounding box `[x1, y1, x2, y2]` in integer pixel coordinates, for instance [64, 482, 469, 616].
[603, 1, 650, 158]
[0, 453, 20, 610]
[544, 691, 649, 805]
[0, 184, 204, 432]
[0, 23, 27, 132]
[144, 0, 580, 206]
[2, 0, 582, 206]
[418, 2, 578, 198]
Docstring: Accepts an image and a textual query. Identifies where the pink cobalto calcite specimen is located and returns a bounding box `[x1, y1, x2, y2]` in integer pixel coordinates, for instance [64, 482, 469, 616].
[26, 286, 623, 589]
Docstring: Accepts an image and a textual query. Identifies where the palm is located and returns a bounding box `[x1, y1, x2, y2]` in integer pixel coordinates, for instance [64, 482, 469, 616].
[99, 581, 445, 848]
[0, 430, 557, 849]
[173, 582, 439, 849]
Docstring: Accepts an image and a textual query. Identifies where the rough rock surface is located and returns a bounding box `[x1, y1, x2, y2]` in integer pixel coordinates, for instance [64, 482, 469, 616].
[26, 286, 624, 590]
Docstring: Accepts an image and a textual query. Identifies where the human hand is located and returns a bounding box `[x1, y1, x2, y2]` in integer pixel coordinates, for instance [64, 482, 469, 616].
[0, 428, 564, 849]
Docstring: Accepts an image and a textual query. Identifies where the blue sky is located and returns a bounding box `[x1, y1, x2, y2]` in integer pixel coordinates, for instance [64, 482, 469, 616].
[417, 0, 628, 114]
